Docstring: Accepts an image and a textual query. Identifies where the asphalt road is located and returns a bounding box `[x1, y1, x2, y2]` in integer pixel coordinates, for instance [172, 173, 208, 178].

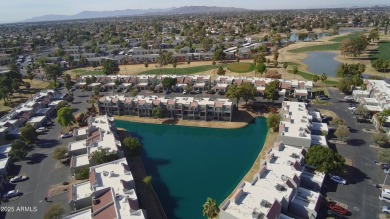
[314, 87, 385, 219]
[1, 87, 90, 219]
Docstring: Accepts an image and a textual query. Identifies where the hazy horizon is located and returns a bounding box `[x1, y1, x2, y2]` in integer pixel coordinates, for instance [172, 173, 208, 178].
[1, 0, 389, 24]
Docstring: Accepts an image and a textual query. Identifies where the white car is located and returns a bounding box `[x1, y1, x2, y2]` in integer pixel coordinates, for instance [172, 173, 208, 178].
[330, 175, 347, 185]
[383, 206, 390, 214]
[348, 106, 356, 111]
[182, 91, 187, 94]
[3, 190, 20, 199]
[10, 175, 28, 183]
[36, 127, 47, 134]
[385, 169, 390, 174]
[61, 133, 73, 138]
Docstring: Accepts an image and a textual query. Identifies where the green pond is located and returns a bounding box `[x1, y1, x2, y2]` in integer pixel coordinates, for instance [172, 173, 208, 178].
[115, 117, 268, 219]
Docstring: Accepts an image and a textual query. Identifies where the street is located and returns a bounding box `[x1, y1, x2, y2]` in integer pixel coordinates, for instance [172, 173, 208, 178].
[1, 87, 90, 219]
[315, 87, 385, 218]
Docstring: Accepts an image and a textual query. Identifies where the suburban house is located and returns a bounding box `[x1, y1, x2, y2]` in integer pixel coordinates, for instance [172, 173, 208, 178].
[98, 95, 234, 121]
[277, 101, 328, 148]
[67, 158, 146, 219]
[220, 142, 323, 219]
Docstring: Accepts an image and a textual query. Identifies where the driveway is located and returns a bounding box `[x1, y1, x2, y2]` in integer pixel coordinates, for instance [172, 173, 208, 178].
[1, 88, 88, 219]
[313, 87, 384, 218]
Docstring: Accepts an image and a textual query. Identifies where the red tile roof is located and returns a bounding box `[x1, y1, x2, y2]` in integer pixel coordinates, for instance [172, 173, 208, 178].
[87, 130, 102, 146]
[138, 100, 146, 105]
[190, 102, 198, 107]
[281, 82, 291, 89]
[92, 189, 116, 219]
[89, 169, 96, 186]
[111, 98, 119, 104]
[167, 100, 176, 105]
[68, 184, 74, 202]
[152, 100, 161, 106]
[215, 102, 223, 107]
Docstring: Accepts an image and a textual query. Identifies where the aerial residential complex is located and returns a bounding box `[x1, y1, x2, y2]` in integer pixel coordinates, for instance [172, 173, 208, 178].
[220, 142, 325, 219]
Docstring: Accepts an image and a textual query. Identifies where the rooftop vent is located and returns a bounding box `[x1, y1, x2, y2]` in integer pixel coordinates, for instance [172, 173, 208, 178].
[275, 184, 286, 191]
[260, 200, 271, 208]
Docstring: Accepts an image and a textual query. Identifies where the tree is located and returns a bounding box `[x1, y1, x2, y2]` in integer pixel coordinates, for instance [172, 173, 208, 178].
[90, 150, 119, 165]
[334, 125, 349, 142]
[239, 82, 257, 105]
[212, 48, 226, 62]
[226, 85, 241, 105]
[53, 146, 68, 161]
[267, 114, 280, 132]
[320, 73, 327, 83]
[102, 59, 120, 75]
[26, 68, 36, 88]
[368, 29, 380, 42]
[182, 84, 192, 93]
[330, 118, 346, 126]
[130, 89, 138, 97]
[283, 62, 288, 73]
[312, 75, 320, 82]
[378, 149, 390, 164]
[263, 80, 280, 102]
[152, 107, 164, 119]
[65, 81, 72, 95]
[9, 139, 28, 161]
[292, 66, 298, 79]
[20, 124, 37, 144]
[75, 167, 89, 180]
[161, 77, 177, 90]
[297, 32, 309, 41]
[144, 59, 149, 72]
[56, 107, 75, 128]
[79, 56, 88, 66]
[337, 63, 366, 77]
[172, 59, 177, 74]
[377, 109, 390, 127]
[44, 204, 65, 219]
[355, 105, 369, 117]
[45, 64, 62, 83]
[256, 62, 266, 77]
[157, 50, 173, 68]
[217, 66, 226, 76]
[123, 137, 143, 157]
[373, 132, 389, 147]
[93, 86, 100, 96]
[305, 145, 345, 173]
[143, 175, 152, 191]
[202, 197, 220, 219]
[339, 35, 368, 58]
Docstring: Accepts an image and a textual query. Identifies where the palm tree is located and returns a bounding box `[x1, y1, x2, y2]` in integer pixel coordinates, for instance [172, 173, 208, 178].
[202, 197, 220, 219]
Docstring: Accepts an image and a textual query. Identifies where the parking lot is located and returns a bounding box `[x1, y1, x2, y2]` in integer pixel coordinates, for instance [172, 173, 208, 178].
[0, 87, 90, 219]
[314, 87, 386, 218]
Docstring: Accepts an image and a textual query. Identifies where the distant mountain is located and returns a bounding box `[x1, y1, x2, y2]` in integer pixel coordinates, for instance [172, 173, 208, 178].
[23, 6, 249, 22]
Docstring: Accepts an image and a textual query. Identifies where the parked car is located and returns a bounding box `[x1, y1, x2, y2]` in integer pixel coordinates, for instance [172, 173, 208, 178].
[36, 127, 47, 134]
[3, 190, 20, 199]
[182, 90, 187, 94]
[318, 97, 328, 101]
[328, 203, 348, 216]
[382, 164, 390, 170]
[348, 106, 356, 111]
[383, 206, 390, 214]
[10, 175, 28, 183]
[330, 175, 347, 185]
[384, 169, 390, 174]
[61, 133, 73, 138]
[344, 96, 354, 101]
[218, 91, 225, 95]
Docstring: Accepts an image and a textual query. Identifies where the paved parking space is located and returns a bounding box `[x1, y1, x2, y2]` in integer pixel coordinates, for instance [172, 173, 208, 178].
[1, 88, 89, 219]
[313, 87, 385, 219]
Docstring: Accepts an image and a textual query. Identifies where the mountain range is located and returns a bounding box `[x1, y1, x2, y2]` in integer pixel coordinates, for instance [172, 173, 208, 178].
[23, 6, 249, 22]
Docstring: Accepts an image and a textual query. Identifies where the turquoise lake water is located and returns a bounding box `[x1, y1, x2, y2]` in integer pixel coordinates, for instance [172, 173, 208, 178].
[115, 117, 268, 219]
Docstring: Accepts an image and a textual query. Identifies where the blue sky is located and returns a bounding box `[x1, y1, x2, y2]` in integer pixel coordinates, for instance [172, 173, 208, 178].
[0, 0, 388, 23]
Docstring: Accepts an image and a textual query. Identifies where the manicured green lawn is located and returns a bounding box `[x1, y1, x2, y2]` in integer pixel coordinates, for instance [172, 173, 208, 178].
[288, 32, 363, 53]
[330, 32, 362, 42]
[72, 69, 105, 76]
[288, 43, 341, 53]
[226, 62, 255, 73]
[370, 41, 390, 63]
[138, 65, 220, 75]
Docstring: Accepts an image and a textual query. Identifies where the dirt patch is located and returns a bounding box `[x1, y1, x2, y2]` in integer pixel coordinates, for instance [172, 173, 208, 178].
[48, 178, 87, 197]
[318, 109, 340, 120]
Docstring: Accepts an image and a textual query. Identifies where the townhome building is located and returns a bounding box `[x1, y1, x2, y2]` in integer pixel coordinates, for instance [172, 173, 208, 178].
[277, 101, 328, 148]
[66, 158, 146, 219]
[98, 95, 234, 121]
[69, 115, 123, 173]
[0, 89, 64, 138]
[220, 142, 324, 219]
